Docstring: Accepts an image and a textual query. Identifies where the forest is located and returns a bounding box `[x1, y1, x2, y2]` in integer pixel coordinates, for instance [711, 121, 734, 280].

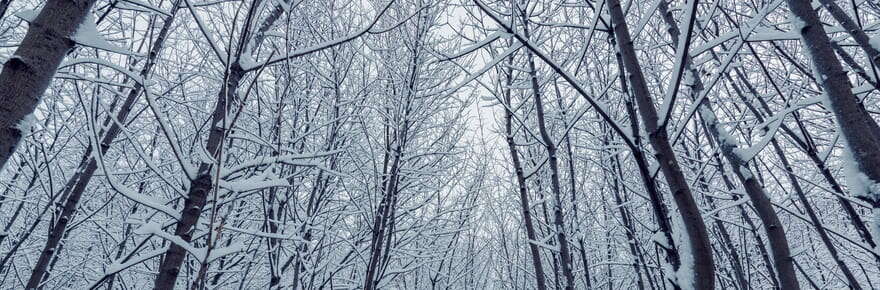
[0, 0, 879, 289]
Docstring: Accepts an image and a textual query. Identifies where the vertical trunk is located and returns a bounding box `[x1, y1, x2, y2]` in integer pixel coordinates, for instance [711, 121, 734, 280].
[605, 0, 714, 288]
[156, 1, 305, 285]
[364, 16, 424, 286]
[0, 0, 98, 170]
[607, 152, 646, 290]
[364, 148, 402, 290]
[703, 197, 749, 290]
[153, 63, 244, 290]
[556, 82, 593, 289]
[521, 15, 575, 289]
[0, 0, 12, 22]
[502, 52, 548, 290]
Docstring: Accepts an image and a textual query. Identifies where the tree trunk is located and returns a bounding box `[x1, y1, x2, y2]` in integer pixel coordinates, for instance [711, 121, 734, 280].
[152, 63, 244, 290]
[786, 0, 880, 216]
[606, 0, 714, 288]
[502, 50, 548, 290]
[0, 0, 98, 170]
[656, 1, 799, 288]
[521, 14, 576, 290]
[816, 0, 880, 82]
[25, 4, 180, 287]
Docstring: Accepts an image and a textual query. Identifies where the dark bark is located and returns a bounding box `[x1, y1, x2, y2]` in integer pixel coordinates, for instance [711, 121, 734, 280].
[606, 0, 715, 288]
[786, 0, 880, 208]
[502, 50, 548, 290]
[520, 13, 575, 290]
[657, 1, 798, 288]
[25, 4, 180, 288]
[152, 61, 243, 289]
[0, 0, 97, 170]
[817, 0, 880, 82]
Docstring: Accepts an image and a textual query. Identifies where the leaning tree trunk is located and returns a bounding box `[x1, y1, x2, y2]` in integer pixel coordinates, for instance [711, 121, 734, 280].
[656, 1, 800, 288]
[605, 0, 715, 288]
[152, 1, 324, 287]
[152, 61, 244, 290]
[364, 24, 423, 288]
[732, 45, 879, 252]
[557, 83, 595, 289]
[610, 39, 685, 289]
[0, 0, 98, 170]
[786, 0, 880, 243]
[816, 0, 880, 82]
[24, 4, 180, 288]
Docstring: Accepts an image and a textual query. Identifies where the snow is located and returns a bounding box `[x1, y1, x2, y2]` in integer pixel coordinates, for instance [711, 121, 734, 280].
[60, 58, 145, 85]
[103, 246, 168, 274]
[871, 36, 880, 57]
[63, 14, 138, 56]
[840, 142, 880, 201]
[789, 14, 807, 34]
[732, 116, 784, 162]
[651, 231, 670, 249]
[14, 113, 34, 137]
[7, 1, 880, 288]
[134, 222, 210, 261]
[436, 31, 503, 62]
[118, 0, 171, 17]
[14, 9, 39, 23]
[220, 177, 289, 192]
[673, 217, 695, 290]
[702, 197, 750, 218]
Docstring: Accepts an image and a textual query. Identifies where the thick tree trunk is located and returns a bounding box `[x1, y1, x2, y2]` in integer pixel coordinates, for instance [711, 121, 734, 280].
[0, 0, 97, 170]
[605, 0, 714, 288]
[786, 0, 880, 207]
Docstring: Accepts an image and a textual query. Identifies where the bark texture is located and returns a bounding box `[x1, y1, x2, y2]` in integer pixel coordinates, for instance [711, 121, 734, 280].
[0, 0, 98, 170]
[606, 0, 715, 288]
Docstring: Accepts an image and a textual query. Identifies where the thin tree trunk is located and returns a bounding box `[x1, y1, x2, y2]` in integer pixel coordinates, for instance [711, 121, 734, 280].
[364, 15, 425, 287]
[607, 150, 646, 290]
[502, 50, 548, 290]
[816, 0, 880, 82]
[25, 4, 180, 287]
[520, 12, 575, 290]
[769, 139, 860, 288]
[556, 82, 593, 289]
